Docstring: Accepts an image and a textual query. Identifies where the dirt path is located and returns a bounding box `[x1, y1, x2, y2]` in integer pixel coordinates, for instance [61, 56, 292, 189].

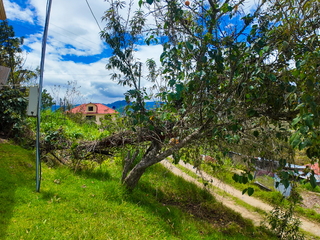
[160, 159, 320, 237]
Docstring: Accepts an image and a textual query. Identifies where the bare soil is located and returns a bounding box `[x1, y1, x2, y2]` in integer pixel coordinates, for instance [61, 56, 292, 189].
[161, 159, 320, 237]
[301, 191, 320, 214]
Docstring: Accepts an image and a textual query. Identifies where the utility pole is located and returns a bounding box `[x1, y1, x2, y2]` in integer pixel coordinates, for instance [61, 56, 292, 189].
[138, 62, 142, 91]
[36, 0, 53, 192]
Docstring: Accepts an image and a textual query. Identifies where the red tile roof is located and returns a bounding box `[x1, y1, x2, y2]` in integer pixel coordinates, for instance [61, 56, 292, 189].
[69, 103, 117, 115]
[305, 162, 319, 175]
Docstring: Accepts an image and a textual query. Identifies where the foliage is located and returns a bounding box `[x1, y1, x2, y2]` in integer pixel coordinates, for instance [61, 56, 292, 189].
[266, 203, 305, 240]
[0, 21, 37, 86]
[0, 87, 28, 137]
[41, 88, 54, 110]
[0, 142, 276, 239]
[99, 0, 320, 197]
[299, 182, 320, 193]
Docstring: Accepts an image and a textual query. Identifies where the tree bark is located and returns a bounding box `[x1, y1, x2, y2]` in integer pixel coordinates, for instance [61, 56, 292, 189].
[123, 125, 205, 190]
[121, 149, 139, 182]
[123, 141, 162, 190]
[123, 162, 148, 190]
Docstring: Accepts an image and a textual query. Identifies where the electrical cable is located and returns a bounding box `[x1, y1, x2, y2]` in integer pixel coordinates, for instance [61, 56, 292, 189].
[12, 23, 104, 53]
[85, 0, 102, 31]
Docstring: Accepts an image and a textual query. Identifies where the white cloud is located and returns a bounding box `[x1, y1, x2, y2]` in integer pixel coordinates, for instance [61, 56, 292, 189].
[5, 0, 165, 104]
[3, 0, 35, 23]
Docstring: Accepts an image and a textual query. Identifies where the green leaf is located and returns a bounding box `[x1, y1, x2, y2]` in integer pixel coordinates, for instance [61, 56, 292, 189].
[248, 173, 253, 181]
[286, 85, 296, 93]
[232, 174, 239, 182]
[292, 138, 301, 149]
[282, 179, 290, 189]
[160, 52, 167, 62]
[296, 60, 301, 70]
[247, 108, 257, 117]
[247, 187, 254, 196]
[306, 79, 314, 90]
[253, 131, 259, 137]
[263, 46, 270, 52]
[292, 116, 301, 126]
[146, 0, 153, 5]
[281, 171, 289, 180]
[299, 138, 312, 150]
[138, 0, 143, 8]
[176, 83, 184, 95]
[304, 116, 313, 129]
[290, 131, 301, 149]
[282, 41, 289, 49]
[242, 176, 248, 184]
[186, 42, 193, 50]
[268, 73, 277, 82]
[279, 159, 286, 168]
[171, 107, 177, 113]
[310, 174, 317, 189]
[242, 188, 247, 195]
[169, 79, 176, 87]
[172, 152, 180, 164]
[292, 70, 300, 77]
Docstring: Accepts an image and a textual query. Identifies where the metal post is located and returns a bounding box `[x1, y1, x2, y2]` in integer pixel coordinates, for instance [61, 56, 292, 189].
[36, 0, 53, 192]
[138, 62, 141, 91]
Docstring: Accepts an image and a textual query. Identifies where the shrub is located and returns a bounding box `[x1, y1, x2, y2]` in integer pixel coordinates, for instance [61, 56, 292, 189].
[0, 87, 28, 137]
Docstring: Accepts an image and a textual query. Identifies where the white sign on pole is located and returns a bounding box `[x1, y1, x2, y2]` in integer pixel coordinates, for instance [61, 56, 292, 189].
[27, 86, 39, 117]
[0, 65, 11, 89]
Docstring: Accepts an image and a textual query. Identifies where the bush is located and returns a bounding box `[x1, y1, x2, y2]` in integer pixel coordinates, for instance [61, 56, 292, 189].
[0, 87, 28, 137]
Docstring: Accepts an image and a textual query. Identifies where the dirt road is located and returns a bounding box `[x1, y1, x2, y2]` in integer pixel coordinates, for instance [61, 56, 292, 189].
[160, 159, 320, 237]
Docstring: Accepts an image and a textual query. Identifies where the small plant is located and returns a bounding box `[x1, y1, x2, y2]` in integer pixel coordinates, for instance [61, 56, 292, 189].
[266, 205, 304, 240]
[266, 187, 304, 240]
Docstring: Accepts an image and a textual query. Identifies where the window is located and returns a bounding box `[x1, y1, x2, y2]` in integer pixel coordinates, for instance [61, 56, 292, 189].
[88, 106, 93, 111]
[86, 116, 95, 121]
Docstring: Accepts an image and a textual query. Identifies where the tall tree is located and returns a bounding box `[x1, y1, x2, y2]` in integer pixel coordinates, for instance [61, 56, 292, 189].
[100, 0, 319, 191]
[0, 21, 37, 87]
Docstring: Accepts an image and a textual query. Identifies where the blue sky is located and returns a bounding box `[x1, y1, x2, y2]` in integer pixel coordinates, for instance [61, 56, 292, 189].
[3, 0, 258, 104]
[3, 0, 164, 104]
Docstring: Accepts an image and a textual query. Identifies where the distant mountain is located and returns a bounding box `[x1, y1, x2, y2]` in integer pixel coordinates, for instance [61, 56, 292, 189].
[51, 100, 160, 113]
[104, 100, 161, 113]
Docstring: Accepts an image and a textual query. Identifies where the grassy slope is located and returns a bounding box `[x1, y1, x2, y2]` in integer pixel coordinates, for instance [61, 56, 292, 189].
[0, 143, 275, 240]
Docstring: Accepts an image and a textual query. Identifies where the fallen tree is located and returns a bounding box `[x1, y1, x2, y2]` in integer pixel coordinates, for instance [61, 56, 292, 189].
[96, 0, 320, 191]
[42, 0, 320, 194]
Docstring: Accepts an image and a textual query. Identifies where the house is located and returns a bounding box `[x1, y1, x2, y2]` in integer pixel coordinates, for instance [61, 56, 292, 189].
[68, 103, 117, 124]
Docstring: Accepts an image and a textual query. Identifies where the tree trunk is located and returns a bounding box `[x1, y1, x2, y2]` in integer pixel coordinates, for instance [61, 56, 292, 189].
[123, 141, 161, 190]
[121, 149, 139, 182]
[122, 127, 204, 190]
[123, 162, 148, 190]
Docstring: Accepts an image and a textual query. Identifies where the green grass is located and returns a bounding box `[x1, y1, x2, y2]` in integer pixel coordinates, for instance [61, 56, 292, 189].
[0, 142, 276, 240]
[27, 110, 111, 141]
[299, 182, 320, 193]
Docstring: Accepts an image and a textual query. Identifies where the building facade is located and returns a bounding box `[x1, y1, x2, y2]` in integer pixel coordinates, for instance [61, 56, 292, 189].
[68, 103, 116, 125]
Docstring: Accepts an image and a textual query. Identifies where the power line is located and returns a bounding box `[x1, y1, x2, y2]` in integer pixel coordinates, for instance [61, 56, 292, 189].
[12, 22, 104, 53]
[85, 0, 102, 31]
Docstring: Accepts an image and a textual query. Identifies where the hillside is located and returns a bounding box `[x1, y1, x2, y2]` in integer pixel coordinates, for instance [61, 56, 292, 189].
[0, 141, 276, 239]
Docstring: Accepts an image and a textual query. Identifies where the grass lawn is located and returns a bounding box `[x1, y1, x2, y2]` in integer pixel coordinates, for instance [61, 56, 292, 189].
[0, 142, 277, 239]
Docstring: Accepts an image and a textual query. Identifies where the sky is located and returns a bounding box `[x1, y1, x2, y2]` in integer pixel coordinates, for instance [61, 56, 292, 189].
[3, 0, 259, 104]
